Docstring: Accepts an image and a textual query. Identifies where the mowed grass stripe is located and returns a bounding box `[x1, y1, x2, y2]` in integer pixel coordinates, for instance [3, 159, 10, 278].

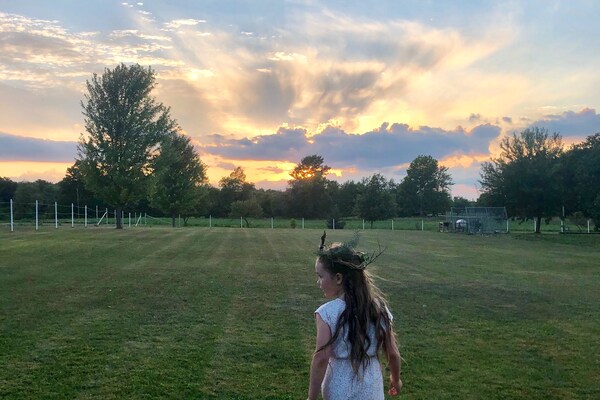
[1, 229, 599, 399]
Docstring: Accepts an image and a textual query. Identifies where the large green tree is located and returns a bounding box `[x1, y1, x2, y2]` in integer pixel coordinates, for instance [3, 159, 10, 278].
[397, 155, 452, 216]
[355, 173, 396, 227]
[479, 127, 563, 233]
[150, 133, 207, 227]
[561, 133, 600, 230]
[217, 167, 255, 217]
[78, 63, 176, 229]
[287, 154, 332, 218]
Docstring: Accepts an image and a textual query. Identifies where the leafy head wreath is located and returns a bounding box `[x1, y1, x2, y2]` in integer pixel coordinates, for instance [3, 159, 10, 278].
[317, 231, 385, 270]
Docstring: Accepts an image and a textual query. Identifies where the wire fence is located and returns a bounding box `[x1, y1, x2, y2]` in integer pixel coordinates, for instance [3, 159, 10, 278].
[0, 200, 148, 231]
[0, 200, 596, 233]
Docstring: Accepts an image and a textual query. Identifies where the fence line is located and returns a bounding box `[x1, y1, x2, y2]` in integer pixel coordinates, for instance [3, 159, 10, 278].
[1, 200, 596, 233]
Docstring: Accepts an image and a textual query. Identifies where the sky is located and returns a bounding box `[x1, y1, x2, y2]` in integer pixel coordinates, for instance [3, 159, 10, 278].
[1, 0, 600, 200]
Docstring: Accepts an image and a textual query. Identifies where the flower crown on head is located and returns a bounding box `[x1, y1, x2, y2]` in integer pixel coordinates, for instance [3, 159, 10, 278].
[317, 231, 385, 270]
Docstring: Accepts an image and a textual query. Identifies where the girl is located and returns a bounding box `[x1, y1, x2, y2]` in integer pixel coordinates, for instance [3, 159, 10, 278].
[308, 233, 402, 400]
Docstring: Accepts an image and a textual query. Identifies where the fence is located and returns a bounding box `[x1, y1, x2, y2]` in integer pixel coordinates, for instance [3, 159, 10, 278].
[2, 199, 596, 233]
[0, 200, 148, 231]
[1, 199, 445, 232]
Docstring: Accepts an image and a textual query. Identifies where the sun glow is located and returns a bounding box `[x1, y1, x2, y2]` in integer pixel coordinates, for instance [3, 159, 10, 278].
[0, 161, 73, 183]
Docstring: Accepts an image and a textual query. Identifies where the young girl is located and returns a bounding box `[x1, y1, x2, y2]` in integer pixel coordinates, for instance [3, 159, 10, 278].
[308, 233, 402, 400]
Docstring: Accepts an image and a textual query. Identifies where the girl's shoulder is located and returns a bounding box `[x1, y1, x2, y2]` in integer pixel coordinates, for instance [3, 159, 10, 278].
[315, 298, 345, 327]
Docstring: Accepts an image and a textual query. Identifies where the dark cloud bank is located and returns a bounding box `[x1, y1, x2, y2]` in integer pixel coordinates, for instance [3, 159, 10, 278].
[2, 108, 598, 178]
[0, 132, 77, 162]
[202, 123, 500, 170]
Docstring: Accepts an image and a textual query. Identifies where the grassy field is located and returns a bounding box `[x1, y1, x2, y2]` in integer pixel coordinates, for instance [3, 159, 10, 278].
[0, 228, 598, 399]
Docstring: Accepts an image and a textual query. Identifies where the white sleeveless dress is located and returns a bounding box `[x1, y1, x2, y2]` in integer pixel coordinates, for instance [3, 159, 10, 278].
[315, 298, 392, 400]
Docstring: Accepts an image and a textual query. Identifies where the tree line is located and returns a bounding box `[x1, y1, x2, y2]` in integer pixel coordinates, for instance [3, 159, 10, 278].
[1, 64, 599, 231]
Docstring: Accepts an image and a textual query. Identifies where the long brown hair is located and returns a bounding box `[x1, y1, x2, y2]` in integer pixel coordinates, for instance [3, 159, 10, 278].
[316, 243, 393, 374]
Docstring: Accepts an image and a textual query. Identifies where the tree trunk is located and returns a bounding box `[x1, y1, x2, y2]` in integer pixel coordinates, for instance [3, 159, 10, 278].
[244, 217, 250, 228]
[171, 214, 176, 228]
[535, 216, 542, 234]
[116, 207, 123, 229]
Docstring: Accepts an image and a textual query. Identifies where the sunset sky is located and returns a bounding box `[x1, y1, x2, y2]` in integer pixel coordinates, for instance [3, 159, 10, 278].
[1, 0, 600, 199]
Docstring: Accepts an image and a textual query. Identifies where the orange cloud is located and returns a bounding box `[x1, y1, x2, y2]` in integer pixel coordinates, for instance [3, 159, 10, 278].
[440, 153, 490, 169]
[0, 161, 72, 183]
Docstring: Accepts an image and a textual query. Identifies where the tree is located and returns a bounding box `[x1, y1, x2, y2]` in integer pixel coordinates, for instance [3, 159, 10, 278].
[287, 154, 332, 218]
[57, 161, 103, 214]
[355, 174, 396, 228]
[13, 180, 58, 219]
[0, 177, 18, 203]
[217, 167, 255, 216]
[329, 180, 361, 218]
[150, 133, 207, 227]
[479, 127, 563, 233]
[561, 133, 600, 230]
[229, 198, 264, 227]
[452, 196, 474, 208]
[397, 155, 452, 216]
[290, 154, 331, 181]
[78, 63, 177, 229]
[0, 177, 18, 219]
[255, 189, 288, 217]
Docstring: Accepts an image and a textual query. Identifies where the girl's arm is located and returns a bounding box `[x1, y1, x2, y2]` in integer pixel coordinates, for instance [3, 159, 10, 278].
[385, 327, 402, 396]
[307, 313, 332, 400]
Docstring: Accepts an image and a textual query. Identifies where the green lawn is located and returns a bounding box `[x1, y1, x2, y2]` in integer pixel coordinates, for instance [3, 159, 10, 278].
[0, 228, 598, 399]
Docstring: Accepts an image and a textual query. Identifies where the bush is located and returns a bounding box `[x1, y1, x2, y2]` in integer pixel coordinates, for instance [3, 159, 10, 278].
[290, 218, 296, 229]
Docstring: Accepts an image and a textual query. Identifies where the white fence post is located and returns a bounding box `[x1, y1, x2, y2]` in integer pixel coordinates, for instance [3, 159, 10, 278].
[588, 219, 591, 233]
[302, 218, 305, 229]
[129, 212, 132, 228]
[392, 219, 394, 231]
[209, 215, 212, 228]
[506, 219, 509, 233]
[421, 219, 424, 231]
[10, 199, 14, 232]
[362, 219, 365, 230]
[114, 210, 117, 227]
[96, 205, 99, 221]
[106, 208, 108, 225]
[333, 219, 335, 230]
[534, 218, 536, 233]
[240, 216, 243, 228]
[85, 205, 88, 227]
[35, 200, 39, 231]
[71, 203, 74, 227]
[54, 202, 58, 229]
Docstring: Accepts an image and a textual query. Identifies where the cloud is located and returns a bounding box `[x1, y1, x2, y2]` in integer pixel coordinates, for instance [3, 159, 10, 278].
[528, 108, 600, 138]
[0, 132, 77, 162]
[0, 83, 82, 141]
[199, 122, 501, 173]
[0, 12, 181, 90]
[469, 113, 481, 122]
[163, 19, 206, 31]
